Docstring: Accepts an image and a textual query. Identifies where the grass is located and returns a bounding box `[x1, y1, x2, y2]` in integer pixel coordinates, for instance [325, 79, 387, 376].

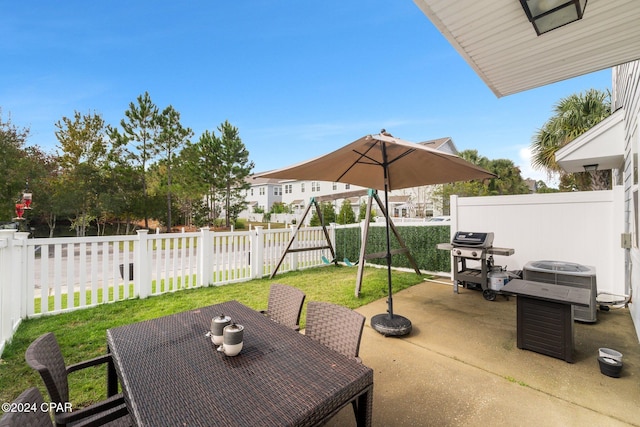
[0, 265, 426, 412]
[505, 376, 528, 387]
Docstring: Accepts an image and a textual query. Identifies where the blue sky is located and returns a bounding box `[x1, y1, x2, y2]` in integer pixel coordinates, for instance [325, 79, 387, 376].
[2, 1, 610, 185]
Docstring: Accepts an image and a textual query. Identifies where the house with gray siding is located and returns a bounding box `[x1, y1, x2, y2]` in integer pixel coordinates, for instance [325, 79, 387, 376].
[413, 0, 640, 341]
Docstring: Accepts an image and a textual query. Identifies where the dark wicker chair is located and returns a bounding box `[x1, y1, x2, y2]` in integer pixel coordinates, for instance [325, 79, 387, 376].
[25, 333, 131, 427]
[304, 301, 365, 362]
[260, 284, 306, 330]
[305, 301, 367, 421]
[0, 387, 52, 427]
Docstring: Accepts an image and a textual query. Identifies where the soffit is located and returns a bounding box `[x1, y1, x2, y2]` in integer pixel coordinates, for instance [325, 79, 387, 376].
[555, 109, 625, 172]
[412, 0, 640, 97]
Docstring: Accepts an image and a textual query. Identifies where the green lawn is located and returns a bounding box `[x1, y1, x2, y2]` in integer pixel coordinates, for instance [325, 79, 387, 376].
[0, 266, 426, 412]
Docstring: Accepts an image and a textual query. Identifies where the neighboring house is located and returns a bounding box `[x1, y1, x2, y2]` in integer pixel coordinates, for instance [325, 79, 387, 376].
[413, 0, 640, 339]
[244, 137, 457, 222]
[238, 177, 282, 220]
[523, 179, 538, 193]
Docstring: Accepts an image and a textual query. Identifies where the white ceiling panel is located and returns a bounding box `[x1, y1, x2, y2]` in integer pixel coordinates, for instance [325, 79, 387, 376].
[413, 0, 640, 97]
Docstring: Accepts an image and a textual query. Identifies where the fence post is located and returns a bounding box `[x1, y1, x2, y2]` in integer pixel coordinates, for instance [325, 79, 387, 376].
[329, 223, 337, 257]
[14, 232, 29, 319]
[359, 219, 367, 248]
[136, 229, 151, 299]
[449, 195, 458, 241]
[289, 224, 298, 271]
[199, 227, 213, 286]
[251, 226, 264, 279]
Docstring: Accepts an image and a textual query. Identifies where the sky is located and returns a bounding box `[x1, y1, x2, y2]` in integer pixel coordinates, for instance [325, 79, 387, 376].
[1, 1, 611, 186]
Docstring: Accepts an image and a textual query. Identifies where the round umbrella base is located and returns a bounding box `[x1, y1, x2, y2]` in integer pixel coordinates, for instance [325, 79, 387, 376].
[371, 313, 412, 337]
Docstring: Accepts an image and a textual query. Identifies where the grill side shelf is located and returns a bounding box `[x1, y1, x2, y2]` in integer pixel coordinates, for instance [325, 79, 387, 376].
[435, 243, 514, 257]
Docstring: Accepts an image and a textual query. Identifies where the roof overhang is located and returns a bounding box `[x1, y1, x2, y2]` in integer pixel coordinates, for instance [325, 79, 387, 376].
[555, 108, 625, 172]
[412, 0, 640, 97]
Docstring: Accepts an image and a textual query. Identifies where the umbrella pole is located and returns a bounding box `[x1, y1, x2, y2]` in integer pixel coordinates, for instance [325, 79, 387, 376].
[383, 171, 394, 319]
[370, 142, 412, 337]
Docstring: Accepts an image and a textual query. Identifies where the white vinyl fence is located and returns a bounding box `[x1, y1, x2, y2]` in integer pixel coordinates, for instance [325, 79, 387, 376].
[450, 188, 626, 297]
[0, 225, 334, 355]
[2, 189, 630, 355]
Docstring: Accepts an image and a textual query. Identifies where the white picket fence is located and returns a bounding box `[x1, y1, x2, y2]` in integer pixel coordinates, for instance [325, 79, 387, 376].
[0, 225, 335, 355]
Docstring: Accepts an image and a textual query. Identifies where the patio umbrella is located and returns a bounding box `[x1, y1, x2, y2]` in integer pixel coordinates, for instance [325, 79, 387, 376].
[255, 131, 495, 336]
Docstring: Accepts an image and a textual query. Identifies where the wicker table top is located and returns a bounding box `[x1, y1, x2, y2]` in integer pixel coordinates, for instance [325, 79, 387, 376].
[502, 279, 591, 307]
[107, 300, 373, 427]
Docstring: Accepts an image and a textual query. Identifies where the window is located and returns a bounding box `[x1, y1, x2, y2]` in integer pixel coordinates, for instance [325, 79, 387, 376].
[285, 184, 292, 194]
[259, 187, 265, 195]
[274, 187, 281, 196]
[312, 181, 320, 192]
[332, 182, 337, 190]
[301, 183, 305, 193]
[250, 189, 254, 196]
[345, 184, 350, 190]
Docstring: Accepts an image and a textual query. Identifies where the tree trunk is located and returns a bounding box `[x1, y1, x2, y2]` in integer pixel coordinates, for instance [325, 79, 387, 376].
[167, 191, 172, 233]
[167, 163, 172, 233]
[225, 183, 231, 228]
[47, 213, 57, 238]
[590, 170, 611, 190]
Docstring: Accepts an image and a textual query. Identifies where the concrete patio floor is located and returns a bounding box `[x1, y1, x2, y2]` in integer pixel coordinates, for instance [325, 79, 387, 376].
[329, 278, 639, 427]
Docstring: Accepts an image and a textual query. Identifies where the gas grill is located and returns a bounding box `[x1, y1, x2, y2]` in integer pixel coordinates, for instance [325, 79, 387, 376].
[437, 231, 515, 301]
[451, 231, 494, 259]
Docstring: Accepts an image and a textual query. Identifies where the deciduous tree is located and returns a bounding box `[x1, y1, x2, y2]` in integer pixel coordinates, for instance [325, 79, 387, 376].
[55, 111, 108, 236]
[437, 150, 530, 213]
[0, 111, 31, 221]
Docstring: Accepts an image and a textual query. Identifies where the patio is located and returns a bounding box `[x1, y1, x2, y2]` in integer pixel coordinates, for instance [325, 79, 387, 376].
[329, 278, 639, 426]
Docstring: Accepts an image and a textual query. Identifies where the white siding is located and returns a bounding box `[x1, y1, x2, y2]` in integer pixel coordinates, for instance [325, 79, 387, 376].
[613, 61, 640, 340]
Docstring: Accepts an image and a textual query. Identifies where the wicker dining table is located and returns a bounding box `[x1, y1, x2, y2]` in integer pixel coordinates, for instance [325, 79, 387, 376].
[106, 300, 373, 427]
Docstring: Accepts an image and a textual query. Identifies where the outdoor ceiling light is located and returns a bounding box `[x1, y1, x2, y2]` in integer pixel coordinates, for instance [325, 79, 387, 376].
[520, 0, 588, 35]
[583, 164, 598, 172]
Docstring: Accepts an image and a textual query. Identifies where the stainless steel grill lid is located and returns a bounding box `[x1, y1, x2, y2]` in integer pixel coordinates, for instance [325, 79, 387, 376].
[451, 231, 494, 248]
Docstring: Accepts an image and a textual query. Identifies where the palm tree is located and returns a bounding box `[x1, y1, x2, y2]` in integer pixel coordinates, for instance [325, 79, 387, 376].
[530, 89, 611, 190]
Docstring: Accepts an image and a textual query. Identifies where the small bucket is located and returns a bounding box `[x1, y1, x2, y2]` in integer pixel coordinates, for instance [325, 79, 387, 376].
[598, 348, 623, 362]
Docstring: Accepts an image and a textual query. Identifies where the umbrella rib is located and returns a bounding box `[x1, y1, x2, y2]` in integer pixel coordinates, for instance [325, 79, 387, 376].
[357, 147, 417, 168]
[338, 144, 418, 186]
[335, 144, 382, 181]
[387, 148, 417, 166]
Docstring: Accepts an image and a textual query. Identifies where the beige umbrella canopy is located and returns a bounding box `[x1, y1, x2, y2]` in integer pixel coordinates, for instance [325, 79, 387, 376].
[255, 131, 495, 336]
[256, 132, 494, 191]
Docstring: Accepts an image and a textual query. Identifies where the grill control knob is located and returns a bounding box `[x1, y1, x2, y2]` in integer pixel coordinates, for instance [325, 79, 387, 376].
[455, 250, 461, 256]
[472, 251, 477, 257]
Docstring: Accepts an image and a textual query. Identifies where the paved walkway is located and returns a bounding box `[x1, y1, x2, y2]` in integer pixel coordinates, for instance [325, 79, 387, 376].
[329, 279, 639, 426]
